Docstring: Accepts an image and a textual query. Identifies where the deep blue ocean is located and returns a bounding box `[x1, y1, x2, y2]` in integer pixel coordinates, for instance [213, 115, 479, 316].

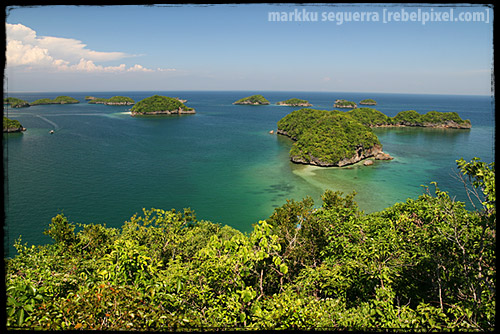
[3, 91, 495, 257]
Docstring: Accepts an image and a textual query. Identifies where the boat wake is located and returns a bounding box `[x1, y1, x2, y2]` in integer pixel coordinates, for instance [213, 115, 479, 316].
[35, 114, 60, 130]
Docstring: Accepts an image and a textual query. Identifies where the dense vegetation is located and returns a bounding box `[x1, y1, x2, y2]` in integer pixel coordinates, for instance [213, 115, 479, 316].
[130, 95, 194, 115]
[359, 99, 377, 105]
[333, 99, 357, 108]
[4, 97, 30, 108]
[346, 107, 392, 126]
[88, 96, 135, 105]
[233, 95, 270, 105]
[276, 98, 312, 106]
[392, 110, 472, 128]
[3, 116, 25, 132]
[30, 96, 79, 105]
[277, 108, 380, 166]
[5, 158, 495, 330]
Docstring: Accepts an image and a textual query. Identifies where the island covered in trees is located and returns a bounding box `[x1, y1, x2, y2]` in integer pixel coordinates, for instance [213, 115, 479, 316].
[333, 99, 357, 109]
[130, 95, 195, 116]
[277, 108, 391, 167]
[30, 96, 80, 105]
[4, 97, 30, 108]
[276, 98, 312, 107]
[233, 94, 270, 105]
[277, 107, 471, 167]
[3, 117, 26, 133]
[4, 96, 79, 107]
[88, 96, 135, 105]
[359, 98, 377, 105]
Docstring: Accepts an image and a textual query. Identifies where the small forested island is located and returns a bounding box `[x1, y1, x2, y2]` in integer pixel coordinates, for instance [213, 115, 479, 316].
[333, 99, 357, 109]
[359, 98, 377, 105]
[4, 97, 30, 108]
[130, 95, 195, 116]
[277, 108, 392, 167]
[277, 107, 471, 167]
[276, 98, 312, 107]
[3, 116, 26, 133]
[390, 110, 472, 129]
[30, 96, 80, 105]
[88, 96, 135, 105]
[85, 96, 96, 100]
[4, 157, 495, 331]
[233, 94, 270, 105]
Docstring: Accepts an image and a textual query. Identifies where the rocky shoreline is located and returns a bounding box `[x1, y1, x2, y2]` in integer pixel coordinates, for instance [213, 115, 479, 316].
[333, 99, 357, 109]
[290, 143, 393, 167]
[3, 126, 26, 133]
[373, 121, 471, 129]
[92, 101, 135, 106]
[233, 100, 270, 105]
[276, 102, 312, 107]
[131, 107, 196, 116]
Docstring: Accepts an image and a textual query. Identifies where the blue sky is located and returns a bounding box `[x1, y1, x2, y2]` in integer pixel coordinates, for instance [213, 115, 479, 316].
[5, 4, 493, 94]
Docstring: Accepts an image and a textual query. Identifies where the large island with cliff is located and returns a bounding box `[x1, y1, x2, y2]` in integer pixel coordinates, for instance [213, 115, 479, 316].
[130, 95, 195, 116]
[277, 107, 471, 167]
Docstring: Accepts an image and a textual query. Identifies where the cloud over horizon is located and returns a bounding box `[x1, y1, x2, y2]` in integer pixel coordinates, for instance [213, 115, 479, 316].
[6, 23, 175, 73]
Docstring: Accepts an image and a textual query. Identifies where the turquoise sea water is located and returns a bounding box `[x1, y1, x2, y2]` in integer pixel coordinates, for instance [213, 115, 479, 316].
[3, 91, 495, 256]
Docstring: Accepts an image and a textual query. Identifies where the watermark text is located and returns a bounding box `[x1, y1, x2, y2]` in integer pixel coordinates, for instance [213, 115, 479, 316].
[267, 7, 491, 25]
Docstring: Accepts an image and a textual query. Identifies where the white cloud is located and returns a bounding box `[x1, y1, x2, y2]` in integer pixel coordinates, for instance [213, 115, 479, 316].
[6, 23, 175, 73]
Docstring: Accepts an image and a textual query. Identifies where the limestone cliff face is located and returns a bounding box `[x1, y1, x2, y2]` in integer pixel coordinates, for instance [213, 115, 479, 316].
[3, 126, 26, 133]
[374, 121, 471, 129]
[276, 129, 297, 141]
[276, 102, 312, 107]
[290, 144, 393, 167]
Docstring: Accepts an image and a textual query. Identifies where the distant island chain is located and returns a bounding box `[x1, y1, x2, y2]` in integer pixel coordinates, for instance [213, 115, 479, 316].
[4, 93, 471, 167]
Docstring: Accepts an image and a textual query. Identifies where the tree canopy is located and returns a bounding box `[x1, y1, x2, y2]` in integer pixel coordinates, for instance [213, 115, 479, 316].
[130, 95, 194, 115]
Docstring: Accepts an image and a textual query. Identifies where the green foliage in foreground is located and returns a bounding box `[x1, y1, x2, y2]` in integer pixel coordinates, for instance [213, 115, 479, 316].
[4, 97, 30, 108]
[233, 94, 270, 105]
[277, 108, 380, 165]
[30, 96, 79, 105]
[6, 158, 494, 331]
[3, 117, 24, 132]
[131, 95, 193, 114]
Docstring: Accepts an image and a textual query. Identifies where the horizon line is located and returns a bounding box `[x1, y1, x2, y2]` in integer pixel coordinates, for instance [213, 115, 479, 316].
[3, 89, 493, 97]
